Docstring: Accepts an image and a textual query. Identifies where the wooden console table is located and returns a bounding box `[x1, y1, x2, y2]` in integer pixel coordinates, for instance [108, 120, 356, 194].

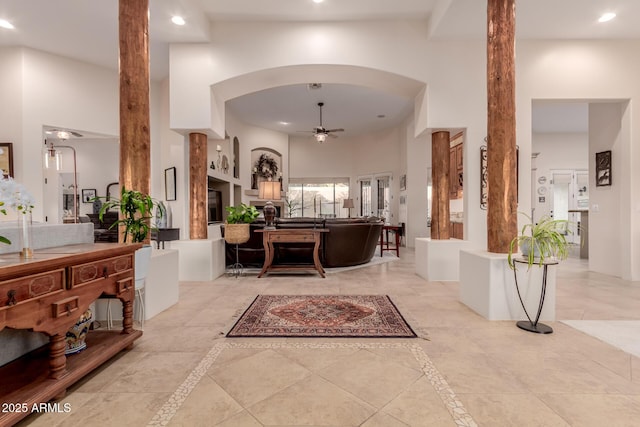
[256, 228, 328, 278]
[0, 243, 142, 426]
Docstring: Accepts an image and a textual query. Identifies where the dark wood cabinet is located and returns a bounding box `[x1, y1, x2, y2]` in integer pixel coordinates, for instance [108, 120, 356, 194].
[0, 243, 142, 426]
[449, 143, 463, 199]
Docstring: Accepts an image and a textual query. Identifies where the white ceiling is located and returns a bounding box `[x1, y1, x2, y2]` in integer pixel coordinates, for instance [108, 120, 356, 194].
[1, 0, 633, 137]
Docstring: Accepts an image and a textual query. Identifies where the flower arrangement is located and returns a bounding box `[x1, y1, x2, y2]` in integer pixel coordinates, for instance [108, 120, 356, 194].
[254, 154, 278, 179]
[0, 177, 35, 245]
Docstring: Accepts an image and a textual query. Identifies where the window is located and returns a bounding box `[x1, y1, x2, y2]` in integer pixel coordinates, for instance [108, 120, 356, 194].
[377, 176, 390, 220]
[287, 178, 350, 218]
[360, 180, 371, 217]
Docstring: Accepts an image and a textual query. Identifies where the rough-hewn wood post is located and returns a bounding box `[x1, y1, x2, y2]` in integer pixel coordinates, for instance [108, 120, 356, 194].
[119, 0, 150, 243]
[487, 0, 517, 253]
[189, 132, 208, 239]
[431, 131, 450, 239]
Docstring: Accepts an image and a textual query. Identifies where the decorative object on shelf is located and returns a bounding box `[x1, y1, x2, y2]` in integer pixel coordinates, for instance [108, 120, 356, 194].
[82, 188, 97, 203]
[65, 308, 93, 355]
[0, 142, 14, 178]
[537, 186, 547, 195]
[507, 213, 573, 270]
[221, 154, 229, 174]
[92, 198, 103, 214]
[259, 180, 282, 229]
[343, 198, 355, 218]
[251, 169, 258, 189]
[155, 201, 168, 229]
[0, 176, 35, 251]
[595, 150, 612, 186]
[210, 160, 215, 170]
[254, 153, 279, 179]
[164, 167, 177, 201]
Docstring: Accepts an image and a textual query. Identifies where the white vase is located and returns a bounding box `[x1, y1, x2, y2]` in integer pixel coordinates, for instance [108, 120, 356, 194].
[18, 212, 33, 258]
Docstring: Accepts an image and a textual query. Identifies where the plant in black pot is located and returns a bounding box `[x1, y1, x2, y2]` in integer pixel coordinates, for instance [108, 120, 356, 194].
[224, 203, 260, 244]
[508, 214, 572, 269]
[99, 186, 164, 243]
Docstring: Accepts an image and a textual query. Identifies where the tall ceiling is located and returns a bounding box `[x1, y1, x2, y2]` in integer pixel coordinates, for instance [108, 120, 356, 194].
[2, 0, 636, 137]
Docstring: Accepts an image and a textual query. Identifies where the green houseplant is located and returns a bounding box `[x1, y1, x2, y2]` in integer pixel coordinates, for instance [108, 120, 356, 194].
[224, 203, 260, 244]
[508, 214, 573, 270]
[99, 186, 163, 243]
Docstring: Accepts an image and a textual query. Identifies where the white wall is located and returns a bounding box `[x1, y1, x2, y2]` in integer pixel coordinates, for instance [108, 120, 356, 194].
[532, 132, 589, 221]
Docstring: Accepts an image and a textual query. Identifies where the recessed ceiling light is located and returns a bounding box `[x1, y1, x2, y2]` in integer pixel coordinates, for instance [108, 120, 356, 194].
[313, 0, 324, 4]
[598, 12, 616, 23]
[279, 121, 290, 126]
[171, 16, 186, 26]
[0, 19, 15, 29]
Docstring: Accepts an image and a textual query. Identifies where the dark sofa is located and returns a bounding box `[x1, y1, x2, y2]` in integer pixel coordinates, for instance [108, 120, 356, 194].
[224, 217, 383, 269]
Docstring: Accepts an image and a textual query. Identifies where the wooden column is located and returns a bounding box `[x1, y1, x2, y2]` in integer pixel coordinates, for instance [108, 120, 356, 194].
[189, 132, 208, 239]
[487, 0, 517, 253]
[119, 0, 151, 243]
[431, 131, 450, 239]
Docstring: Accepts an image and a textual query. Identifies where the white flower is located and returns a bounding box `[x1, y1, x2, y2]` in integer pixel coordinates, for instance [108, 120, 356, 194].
[0, 177, 35, 215]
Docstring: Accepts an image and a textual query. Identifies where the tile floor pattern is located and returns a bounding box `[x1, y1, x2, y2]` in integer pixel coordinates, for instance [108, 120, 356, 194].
[17, 249, 640, 427]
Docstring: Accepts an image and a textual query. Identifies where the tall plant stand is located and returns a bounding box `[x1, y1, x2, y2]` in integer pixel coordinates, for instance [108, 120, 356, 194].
[512, 258, 558, 334]
[230, 244, 243, 278]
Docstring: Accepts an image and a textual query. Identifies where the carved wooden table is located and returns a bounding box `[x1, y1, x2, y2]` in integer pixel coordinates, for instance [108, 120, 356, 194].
[0, 243, 142, 425]
[256, 228, 328, 278]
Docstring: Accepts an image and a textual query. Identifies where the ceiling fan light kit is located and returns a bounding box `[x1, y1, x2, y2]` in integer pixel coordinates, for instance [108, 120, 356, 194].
[307, 102, 344, 143]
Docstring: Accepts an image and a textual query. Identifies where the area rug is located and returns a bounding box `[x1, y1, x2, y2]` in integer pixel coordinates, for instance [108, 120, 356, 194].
[226, 295, 416, 338]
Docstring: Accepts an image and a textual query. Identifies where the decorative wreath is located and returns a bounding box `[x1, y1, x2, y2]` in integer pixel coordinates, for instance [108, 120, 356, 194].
[254, 153, 278, 179]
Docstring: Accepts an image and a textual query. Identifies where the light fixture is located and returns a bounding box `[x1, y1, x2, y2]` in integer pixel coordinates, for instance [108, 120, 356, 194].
[343, 198, 355, 218]
[258, 180, 282, 229]
[44, 138, 78, 223]
[598, 12, 616, 23]
[171, 16, 186, 26]
[315, 132, 327, 143]
[0, 19, 14, 30]
[312, 0, 324, 4]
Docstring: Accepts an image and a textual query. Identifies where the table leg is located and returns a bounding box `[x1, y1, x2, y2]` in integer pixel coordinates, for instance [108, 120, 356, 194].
[257, 233, 270, 278]
[312, 235, 325, 278]
[380, 229, 383, 256]
[513, 264, 553, 334]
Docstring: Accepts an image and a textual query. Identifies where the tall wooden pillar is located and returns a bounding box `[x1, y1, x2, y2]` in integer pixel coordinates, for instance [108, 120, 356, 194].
[119, 0, 151, 243]
[431, 131, 450, 239]
[189, 132, 208, 239]
[487, 0, 517, 253]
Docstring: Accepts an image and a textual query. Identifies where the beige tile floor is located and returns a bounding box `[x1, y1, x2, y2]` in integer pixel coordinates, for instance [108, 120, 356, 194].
[18, 249, 640, 427]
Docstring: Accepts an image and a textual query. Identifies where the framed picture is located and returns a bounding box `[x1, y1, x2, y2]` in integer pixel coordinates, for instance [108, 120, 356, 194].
[0, 142, 14, 178]
[400, 174, 406, 191]
[165, 167, 177, 201]
[82, 189, 97, 203]
[595, 150, 612, 187]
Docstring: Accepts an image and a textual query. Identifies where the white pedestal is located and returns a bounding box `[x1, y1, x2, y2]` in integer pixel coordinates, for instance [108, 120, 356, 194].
[459, 250, 556, 321]
[94, 247, 180, 322]
[170, 238, 226, 281]
[415, 237, 472, 281]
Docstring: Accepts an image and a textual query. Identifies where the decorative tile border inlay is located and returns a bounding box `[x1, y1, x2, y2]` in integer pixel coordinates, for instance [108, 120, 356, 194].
[147, 341, 477, 427]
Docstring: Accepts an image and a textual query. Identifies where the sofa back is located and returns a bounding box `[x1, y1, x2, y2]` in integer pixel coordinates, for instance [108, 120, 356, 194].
[323, 218, 383, 267]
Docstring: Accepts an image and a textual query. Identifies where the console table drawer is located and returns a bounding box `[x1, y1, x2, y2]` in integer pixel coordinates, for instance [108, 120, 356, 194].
[269, 234, 315, 243]
[70, 254, 133, 287]
[0, 269, 65, 307]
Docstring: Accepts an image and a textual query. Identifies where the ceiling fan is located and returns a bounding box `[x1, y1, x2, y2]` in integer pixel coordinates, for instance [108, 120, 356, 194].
[47, 129, 83, 139]
[300, 102, 344, 143]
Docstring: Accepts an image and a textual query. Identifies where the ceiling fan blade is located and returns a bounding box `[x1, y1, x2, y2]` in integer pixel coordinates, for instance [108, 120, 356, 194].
[328, 133, 339, 139]
[326, 128, 344, 133]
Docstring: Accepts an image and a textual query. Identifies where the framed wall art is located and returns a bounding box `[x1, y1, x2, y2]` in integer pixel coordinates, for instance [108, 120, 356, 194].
[82, 189, 97, 203]
[0, 142, 14, 178]
[165, 167, 177, 201]
[595, 150, 611, 187]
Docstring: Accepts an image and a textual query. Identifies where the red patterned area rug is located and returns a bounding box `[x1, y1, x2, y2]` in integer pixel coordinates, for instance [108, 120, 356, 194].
[227, 295, 416, 338]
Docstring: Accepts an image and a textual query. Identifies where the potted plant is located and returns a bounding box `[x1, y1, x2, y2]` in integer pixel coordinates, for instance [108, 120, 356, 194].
[98, 186, 164, 243]
[508, 214, 573, 269]
[224, 203, 260, 244]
